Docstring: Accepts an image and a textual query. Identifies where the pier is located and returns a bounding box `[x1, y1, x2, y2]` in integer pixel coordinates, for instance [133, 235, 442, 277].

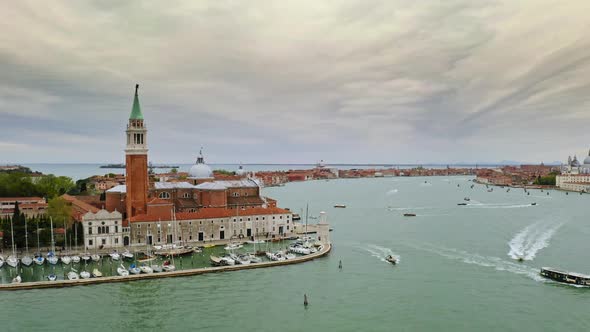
[0, 243, 331, 291]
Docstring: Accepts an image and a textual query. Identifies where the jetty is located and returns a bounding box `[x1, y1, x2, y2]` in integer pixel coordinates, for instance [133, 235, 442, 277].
[0, 243, 331, 291]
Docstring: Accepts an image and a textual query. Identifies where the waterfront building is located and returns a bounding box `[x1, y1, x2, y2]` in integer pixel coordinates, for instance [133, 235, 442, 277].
[88, 85, 293, 248]
[0, 197, 47, 218]
[82, 209, 130, 248]
[555, 174, 590, 192]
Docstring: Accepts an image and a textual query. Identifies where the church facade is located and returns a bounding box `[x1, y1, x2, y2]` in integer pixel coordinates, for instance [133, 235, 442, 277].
[82, 85, 293, 248]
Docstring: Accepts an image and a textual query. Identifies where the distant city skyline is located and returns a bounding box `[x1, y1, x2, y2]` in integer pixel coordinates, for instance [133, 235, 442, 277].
[1, 1, 590, 164]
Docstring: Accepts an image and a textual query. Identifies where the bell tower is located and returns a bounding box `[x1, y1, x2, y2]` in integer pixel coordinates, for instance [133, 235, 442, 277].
[125, 84, 149, 219]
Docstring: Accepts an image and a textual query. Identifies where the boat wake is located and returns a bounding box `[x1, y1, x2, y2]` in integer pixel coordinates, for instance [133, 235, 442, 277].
[388, 206, 434, 211]
[363, 244, 400, 263]
[412, 243, 544, 282]
[466, 203, 535, 209]
[386, 189, 399, 195]
[508, 222, 562, 261]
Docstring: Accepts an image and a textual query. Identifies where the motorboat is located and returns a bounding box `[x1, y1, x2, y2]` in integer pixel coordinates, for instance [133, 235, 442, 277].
[266, 252, 286, 261]
[457, 203, 468, 206]
[151, 264, 163, 273]
[109, 252, 121, 261]
[80, 270, 91, 279]
[224, 243, 243, 251]
[531, 202, 537, 206]
[71, 255, 81, 264]
[334, 204, 346, 208]
[139, 264, 154, 274]
[91, 268, 103, 278]
[47, 274, 57, 281]
[117, 264, 129, 276]
[403, 213, 416, 217]
[122, 250, 134, 260]
[235, 254, 251, 265]
[12, 275, 22, 284]
[6, 255, 18, 268]
[210, 255, 235, 266]
[128, 264, 141, 275]
[67, 270, 79, 280]
[61, 255, 72, 265]
[162, 260, 176, 271]
[91, 254, 101, 262]
[21, 255, 33, 267]
[385, 255, 397, 265]
[540, 267, 590, 286]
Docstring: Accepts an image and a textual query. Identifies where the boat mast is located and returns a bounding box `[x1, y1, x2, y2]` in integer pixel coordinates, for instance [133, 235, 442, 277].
[24, 218, 29, 255]
[64, 218, 68, 255]
[305, 203, 309, 237]
[10, 216, 16, 257]
[36, 220, 40, 255]
[50, 217, 55, 253]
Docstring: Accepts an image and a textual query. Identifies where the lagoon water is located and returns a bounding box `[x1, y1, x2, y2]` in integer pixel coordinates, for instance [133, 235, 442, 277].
[2, 176, 589, 331]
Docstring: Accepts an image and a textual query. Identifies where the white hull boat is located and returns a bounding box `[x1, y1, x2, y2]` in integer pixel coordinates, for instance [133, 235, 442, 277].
[0, 258, 4, 268]
[117, 265, 129, 276]
[71, 256, 81, 264]
[162, 260, 176, 271]
[47, 256, 59, 265]
[34, 256, 45, 265]
[122, 251, 134, 260]
[61, 256, 72, 265]
[80, 271, 91, 279]
[12, 275, 22, 284]
[224, 243, 243, 251]
[110, 252, 121, 261]
[81, 254, 91, 262]
[246, 240, 265, 244]
[21, 255, 33, 267]
[91, 254, 101, 262]
[140, 265, 153, 274]
[6, 255, 18, 268]
[151, 265, 162, 273]
[47, 274, 57, 281]
[128, 264, 141, 274]
[67, 271, 79, 280]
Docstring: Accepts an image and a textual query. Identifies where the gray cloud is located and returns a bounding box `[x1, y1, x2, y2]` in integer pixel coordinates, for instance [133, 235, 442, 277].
[1, 0, 590, 164]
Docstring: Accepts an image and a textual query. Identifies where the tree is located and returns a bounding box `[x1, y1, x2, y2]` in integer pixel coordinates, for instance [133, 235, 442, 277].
[35, 175, 75, 198]
[47, 197, 72, 226]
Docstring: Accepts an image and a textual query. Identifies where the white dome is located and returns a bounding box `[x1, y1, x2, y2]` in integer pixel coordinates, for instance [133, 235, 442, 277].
[236, 165, 246, 176]
[189, 163, 213, 179]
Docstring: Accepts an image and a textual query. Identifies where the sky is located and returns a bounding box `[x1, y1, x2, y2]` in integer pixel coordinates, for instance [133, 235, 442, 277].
[1, 0, 590, 165]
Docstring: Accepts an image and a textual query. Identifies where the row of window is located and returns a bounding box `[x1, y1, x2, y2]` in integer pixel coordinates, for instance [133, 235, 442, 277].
[89, 225, 119, 235]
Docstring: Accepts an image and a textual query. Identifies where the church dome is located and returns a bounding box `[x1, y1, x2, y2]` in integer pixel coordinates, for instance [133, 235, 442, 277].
[188, 149, 213, 179]
[572, 156, 581, 167]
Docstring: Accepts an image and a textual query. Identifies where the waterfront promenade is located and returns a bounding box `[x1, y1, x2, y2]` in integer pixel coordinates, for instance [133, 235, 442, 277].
[0, 243, 331, 291]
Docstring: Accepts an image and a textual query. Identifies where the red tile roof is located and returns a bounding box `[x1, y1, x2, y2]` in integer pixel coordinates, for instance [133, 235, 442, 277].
[0, 197, 44, 202]
[130, 206, 290, 223]
[61, 194, 100, 213]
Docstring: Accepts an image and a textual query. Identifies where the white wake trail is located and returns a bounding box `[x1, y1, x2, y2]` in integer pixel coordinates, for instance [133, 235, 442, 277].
[508, 222, 562, 260]
[364, 244, 400, 263]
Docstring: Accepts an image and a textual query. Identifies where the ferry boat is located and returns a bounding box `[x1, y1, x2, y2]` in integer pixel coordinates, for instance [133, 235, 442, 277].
[540, 267, 590, 286]
[334, 204, 346, 208]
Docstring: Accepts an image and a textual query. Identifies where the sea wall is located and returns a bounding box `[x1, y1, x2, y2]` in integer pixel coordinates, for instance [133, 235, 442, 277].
[0, 243, 332, 291]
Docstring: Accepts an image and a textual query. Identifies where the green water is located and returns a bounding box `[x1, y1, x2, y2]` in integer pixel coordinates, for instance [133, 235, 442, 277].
[2, 177, 589, 331]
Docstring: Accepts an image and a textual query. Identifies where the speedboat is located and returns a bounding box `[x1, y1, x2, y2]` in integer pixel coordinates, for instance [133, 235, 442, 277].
[210, 255, 235, 266]
[12, 275, 22, 284]
[91, 268, 103, 278]
[33, 255, 45, 265]
[122, 250, 134, 260]
[139, 264, 153, 274]
[6, 255, 18, 268]
[128, 264, 141, 274]
[224, 243, 243, 251]
[61, 255, 72, 265]
[162, 260, 176, 271]
[531, 202, 537, 206]
[71, 255, 81, 264]
[91, 254, 101, 262]
[21, 255, 33, 267]
[67, 271, 79, 280]
[117, 264, 129, 276]
[80, 270, 91, 279]
[110, 252, 121, 261]
[385, 255, 397, 265]
[47, 274, 57, 281]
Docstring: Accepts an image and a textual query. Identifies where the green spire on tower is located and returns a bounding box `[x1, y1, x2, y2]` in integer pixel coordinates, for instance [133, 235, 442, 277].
[129, 84, 144, 120]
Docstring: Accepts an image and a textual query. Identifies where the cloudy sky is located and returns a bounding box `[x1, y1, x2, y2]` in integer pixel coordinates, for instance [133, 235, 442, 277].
[1, 0, 590, 165]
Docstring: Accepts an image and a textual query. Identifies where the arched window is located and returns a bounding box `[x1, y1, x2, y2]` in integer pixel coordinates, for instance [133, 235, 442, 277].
[182, 192, 191, 198]
[159, 192, 170, 199]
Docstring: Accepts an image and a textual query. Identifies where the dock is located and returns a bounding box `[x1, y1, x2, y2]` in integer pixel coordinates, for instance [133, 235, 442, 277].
[0, 243, 331, 291]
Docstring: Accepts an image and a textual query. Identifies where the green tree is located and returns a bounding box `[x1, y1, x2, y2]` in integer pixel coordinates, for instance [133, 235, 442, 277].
[35, 175, 75, 198]
[47, 197, 72, 225]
